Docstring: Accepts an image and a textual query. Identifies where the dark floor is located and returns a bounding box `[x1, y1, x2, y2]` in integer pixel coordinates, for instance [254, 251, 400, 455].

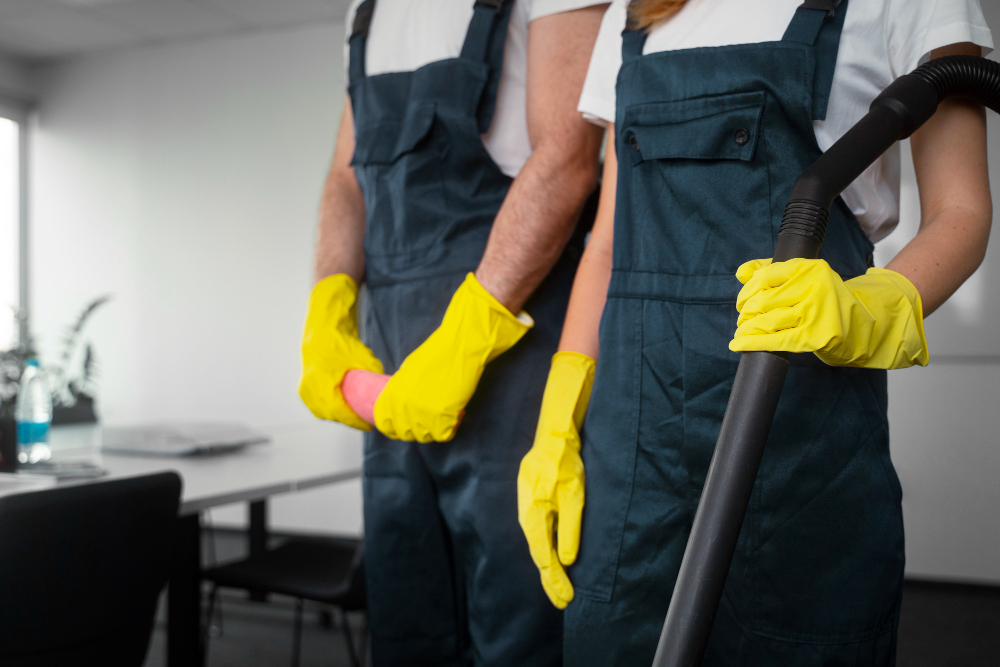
[897, 579, 1000, 667]
[142, 530, 1000, 666]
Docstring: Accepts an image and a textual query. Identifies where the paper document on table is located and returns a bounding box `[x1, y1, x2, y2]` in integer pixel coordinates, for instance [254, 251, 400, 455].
[102, 423, 271, 457]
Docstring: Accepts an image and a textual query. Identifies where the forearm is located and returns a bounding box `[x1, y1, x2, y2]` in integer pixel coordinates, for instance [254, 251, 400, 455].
[476, 140, 601, 312]
[313, 100, 367, 284]
[886, 199, 991, 315]
[474, 5, 607, 313]
[558, 128, 618, 358]
[886, 46, 992, 315]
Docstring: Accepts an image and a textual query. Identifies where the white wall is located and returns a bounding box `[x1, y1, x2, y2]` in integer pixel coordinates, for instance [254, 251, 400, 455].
[29, 23, 363, 536]
[0, 53, 33, 103]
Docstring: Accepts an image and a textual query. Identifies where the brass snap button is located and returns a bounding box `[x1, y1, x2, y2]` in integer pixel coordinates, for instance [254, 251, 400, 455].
[734, 128, 750, 146]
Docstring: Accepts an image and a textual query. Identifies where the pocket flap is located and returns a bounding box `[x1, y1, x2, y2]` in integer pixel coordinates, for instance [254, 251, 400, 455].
[622, 91, 765, 163]
[351, 103, 436, 166]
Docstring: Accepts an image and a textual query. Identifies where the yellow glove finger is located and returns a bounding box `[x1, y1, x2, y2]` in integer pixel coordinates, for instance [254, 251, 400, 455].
[373, 387, 456, 443]
[735, 258, 772, 285]
[556, 472, 584, 567]
[735, 258, 818, 314]
[539, 560, 574, 610]
[736, 275, 815, 326]
[729, 330, 805, 354]
[734, 305, 807, 340]
[518, 495, 557, 574]
[518, 490, 574, 607]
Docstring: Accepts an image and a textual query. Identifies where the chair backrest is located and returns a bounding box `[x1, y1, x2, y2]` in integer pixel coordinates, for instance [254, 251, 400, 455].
[0, 472, 182, 667]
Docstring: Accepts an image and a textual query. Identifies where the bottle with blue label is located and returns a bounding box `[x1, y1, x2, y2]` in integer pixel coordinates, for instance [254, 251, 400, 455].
[16, 359, 52, 465]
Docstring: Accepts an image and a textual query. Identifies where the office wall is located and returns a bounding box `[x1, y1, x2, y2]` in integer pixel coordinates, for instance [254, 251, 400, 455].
[25, 10, 1000, 580]
[28, 23, 364, 536]
[0, 54, 33, 102]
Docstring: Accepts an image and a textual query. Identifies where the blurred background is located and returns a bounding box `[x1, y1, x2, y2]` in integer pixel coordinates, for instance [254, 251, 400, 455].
[0, 1, 998, 665]
[1, 0, 360, 538]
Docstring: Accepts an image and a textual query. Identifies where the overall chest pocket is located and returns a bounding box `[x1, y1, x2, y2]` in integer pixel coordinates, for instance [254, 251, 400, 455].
[618, 91, 773, 289]
[352, 103, 450, 262]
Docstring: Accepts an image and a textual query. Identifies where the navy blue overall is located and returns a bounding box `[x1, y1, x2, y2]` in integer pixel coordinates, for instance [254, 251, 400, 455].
[565, 3, 906, 665]
[347, 2, 578, 665]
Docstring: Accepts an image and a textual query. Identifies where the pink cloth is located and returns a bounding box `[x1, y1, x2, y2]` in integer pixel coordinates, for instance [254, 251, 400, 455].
[343, 369, 390, 425]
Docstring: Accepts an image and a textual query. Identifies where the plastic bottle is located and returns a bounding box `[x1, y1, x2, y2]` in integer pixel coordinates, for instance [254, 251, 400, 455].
[16, 359, 52, 465]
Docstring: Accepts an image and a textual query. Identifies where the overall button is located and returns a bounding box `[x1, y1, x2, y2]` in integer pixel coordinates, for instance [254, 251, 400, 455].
[628, 133, 639, 150]
[734, 128, 750, 146]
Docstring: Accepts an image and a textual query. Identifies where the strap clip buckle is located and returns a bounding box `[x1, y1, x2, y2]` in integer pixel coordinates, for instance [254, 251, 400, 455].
[799, 0, 843, 18]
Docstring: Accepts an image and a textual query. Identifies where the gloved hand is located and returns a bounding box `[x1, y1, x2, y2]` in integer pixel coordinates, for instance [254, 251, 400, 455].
[373, 273, 533, 442]
[298, 274, 384, 430]
[518, 351, 596, 609]
[730, 258, 930, 369]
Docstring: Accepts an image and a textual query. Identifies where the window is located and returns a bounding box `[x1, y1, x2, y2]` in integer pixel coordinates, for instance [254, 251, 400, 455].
[0, 117, 18, 349]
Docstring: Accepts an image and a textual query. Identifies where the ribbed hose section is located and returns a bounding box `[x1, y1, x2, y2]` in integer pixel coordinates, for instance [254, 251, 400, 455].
[777, 200, 830, 245]
[912, 55, 1000, 113]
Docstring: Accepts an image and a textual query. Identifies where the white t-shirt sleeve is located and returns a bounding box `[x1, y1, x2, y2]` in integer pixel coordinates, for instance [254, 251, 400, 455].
[887, 0, 993, 77]
[529, 0, 614, 21]
[577, 1, 628, 127]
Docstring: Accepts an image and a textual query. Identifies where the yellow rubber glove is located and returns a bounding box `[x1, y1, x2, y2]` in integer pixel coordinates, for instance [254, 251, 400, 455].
[373, 273, 533, 442]
[517, 351, 596, 609]
[298, 274, 384, 430]
[731, 258, 930, 369]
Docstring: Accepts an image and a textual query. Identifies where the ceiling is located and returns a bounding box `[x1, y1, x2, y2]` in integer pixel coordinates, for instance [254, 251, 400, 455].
[0, 0, 352, 61]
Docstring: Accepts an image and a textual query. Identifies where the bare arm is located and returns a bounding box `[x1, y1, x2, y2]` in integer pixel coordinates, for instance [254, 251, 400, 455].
[886, 43, 993, 314]
[557, 127, 617, 358]
[474, 5, 607, 312]
[313, 100, 367, 284]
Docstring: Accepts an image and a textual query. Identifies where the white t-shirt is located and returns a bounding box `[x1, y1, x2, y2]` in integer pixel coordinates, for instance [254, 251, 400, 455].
[579, 0, 993, 242]
[345, 0, 607, 178]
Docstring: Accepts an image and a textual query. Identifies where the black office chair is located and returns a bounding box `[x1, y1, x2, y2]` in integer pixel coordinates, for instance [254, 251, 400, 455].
[0, 472, 182, 667]
[203, 535, 367, 667]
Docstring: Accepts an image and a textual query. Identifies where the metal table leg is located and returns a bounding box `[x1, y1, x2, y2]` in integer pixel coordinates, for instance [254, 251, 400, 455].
[168, 512, 204, 667]
[248, 499, 269, 602]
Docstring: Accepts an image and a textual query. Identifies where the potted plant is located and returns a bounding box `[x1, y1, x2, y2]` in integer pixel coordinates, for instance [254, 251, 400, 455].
[49, 295, 112, 426]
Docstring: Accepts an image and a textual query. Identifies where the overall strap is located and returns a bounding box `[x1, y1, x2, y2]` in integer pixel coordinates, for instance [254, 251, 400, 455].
[620, 3, 647, 63]
[348, 0, 376, 85]
[782, 0, 849, 120]
[621, 30, 647, 63]
[460, 0, 517, 132]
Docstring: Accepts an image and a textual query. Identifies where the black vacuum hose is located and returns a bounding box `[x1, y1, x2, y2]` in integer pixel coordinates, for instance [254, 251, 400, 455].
[651, 55, 1000, 667]
[914, 55, 1000, 112]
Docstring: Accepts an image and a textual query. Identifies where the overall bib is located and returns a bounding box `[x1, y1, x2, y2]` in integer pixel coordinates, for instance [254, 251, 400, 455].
[565, 3, 906, 665]
[348, 2, 579, 664]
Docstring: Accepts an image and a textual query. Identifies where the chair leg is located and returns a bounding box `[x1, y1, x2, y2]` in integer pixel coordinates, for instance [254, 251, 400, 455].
[202, 584, 219, 664]
[291, 598, 304, 667]
[360, 613, 369, 667]
[339, 608, 361, 667]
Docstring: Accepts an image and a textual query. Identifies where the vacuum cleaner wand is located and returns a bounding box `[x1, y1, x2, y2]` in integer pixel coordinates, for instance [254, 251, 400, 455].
[651, 55, 1000, 667]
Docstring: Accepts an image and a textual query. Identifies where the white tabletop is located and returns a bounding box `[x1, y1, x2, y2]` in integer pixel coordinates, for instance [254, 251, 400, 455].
[98, 422, 363, 515]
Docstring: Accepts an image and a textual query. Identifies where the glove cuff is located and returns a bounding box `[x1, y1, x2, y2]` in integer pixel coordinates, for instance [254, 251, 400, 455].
[536, 351, 597, 449]
[459, 273, 534, 362]
[854, 268, 930, 368]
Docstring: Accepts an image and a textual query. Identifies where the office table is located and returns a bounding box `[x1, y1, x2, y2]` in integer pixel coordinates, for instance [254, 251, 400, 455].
[100, 422, 363, 667]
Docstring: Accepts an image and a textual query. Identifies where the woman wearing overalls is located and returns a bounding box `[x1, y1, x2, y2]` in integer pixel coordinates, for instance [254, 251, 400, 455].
[516, 0, 993, 664]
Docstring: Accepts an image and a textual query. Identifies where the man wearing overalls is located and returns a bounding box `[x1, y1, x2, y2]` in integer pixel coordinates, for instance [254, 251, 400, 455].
[298, 1, 607, 664]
